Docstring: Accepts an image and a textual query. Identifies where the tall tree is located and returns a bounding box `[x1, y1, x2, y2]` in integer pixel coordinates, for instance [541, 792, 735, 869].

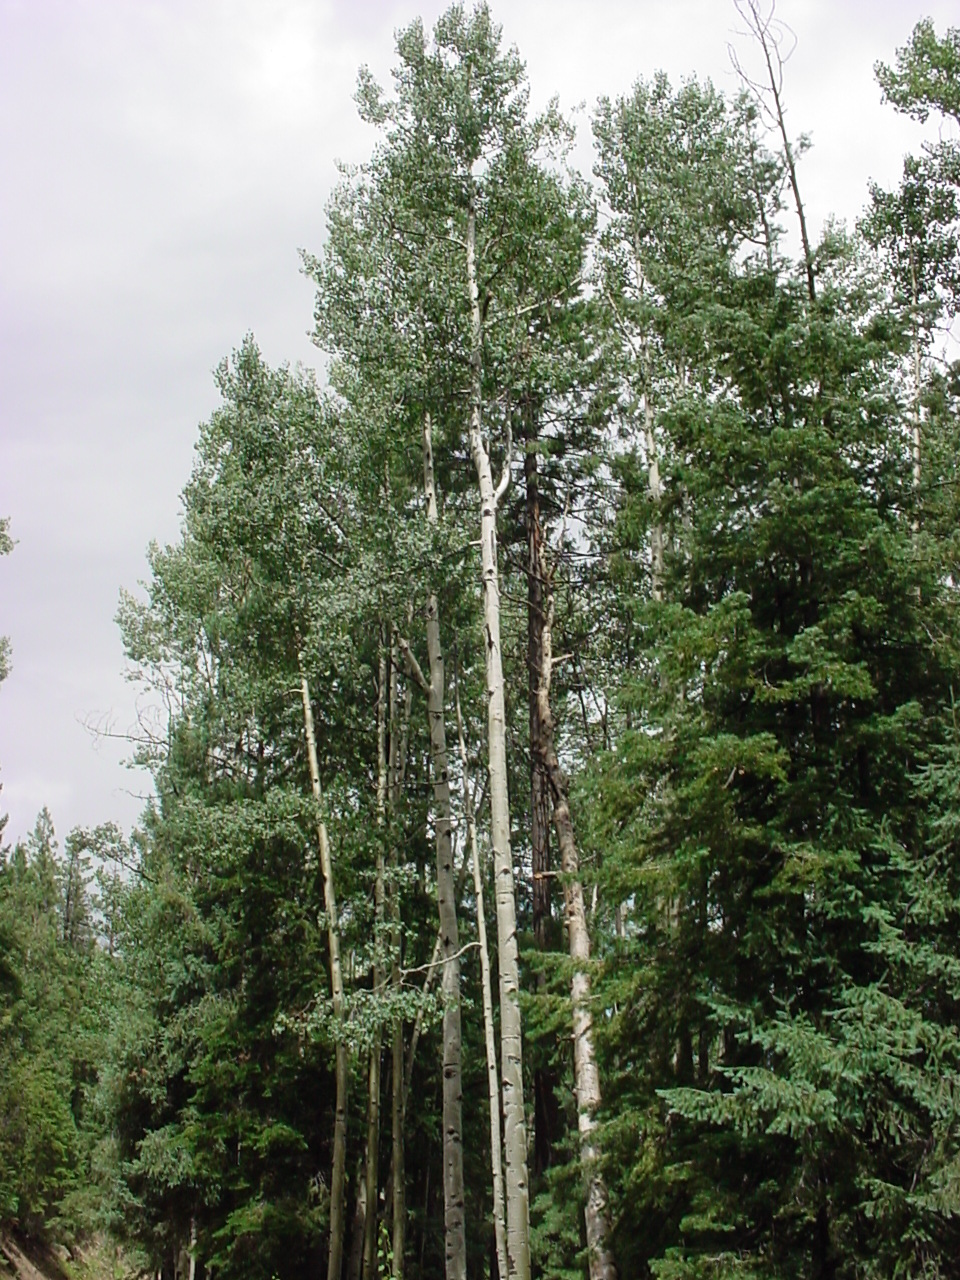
[308, 11, 585, 1273]
[113, 342, 388, 1279]
[866, 19, 960, 506]
[587, 63, 960, 1276]
[399, 415, 467, 1280]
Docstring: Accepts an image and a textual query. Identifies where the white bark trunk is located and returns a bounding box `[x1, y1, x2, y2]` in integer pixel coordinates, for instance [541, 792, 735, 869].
[644, 385, 663, 604]
[534, 549, 616, 1280]
[455, 665, 509, 1280]
[388, 638, 406, 1280]
[911, 255, 923, 499]
[300, 661, 348, 1280]
[420, 415, 467, 1280]
[391, 1022, 405, 1280]
[465, 191, 530, 1280]
[362, 644, 389, 1280]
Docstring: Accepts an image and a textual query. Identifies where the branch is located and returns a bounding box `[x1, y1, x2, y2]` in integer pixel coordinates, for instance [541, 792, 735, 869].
[486, 275, 583, 328]
[397, 635, 429, 695]
[494, 418, 512, 506]
[401, 940, 480, 980]
[731, 0, 815, 301]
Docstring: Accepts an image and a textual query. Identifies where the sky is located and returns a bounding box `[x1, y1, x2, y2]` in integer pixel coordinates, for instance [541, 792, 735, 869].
[0, 0, 956, 848]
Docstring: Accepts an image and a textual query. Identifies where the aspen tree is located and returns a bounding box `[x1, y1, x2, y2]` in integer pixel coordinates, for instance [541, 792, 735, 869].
[388, 636, 407, 1280]
[300, 663, 349, 1280]
[400, 417, 466, 1280]
[454, 661, 508, 1280]
[361, 640, 389, 1280]
[533, 539, 616, 1280]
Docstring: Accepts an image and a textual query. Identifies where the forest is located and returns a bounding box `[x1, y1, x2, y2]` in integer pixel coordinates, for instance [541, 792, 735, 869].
[2, 3, 960, 1277]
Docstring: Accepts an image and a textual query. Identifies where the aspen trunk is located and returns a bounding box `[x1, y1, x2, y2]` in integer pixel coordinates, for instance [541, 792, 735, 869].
[455, 663, 509, 1280]
[526, 431, 551, 955]
[738, 0, 815, 303]
[300, 662, 348, 1280]
[360, 1002, 381, 1280]
[631, 261, 663, 607]
[362, 644, 389, 1280]
[388, 640, 407, 1280]
[525, 428, 558, 1180]
[400, 845, 474, 1113]
[533, 551, 617, 1280]
[466, 190, 530, 1280]
[348, 1170, 367, 1280]
[391, 1027, 405, 1280]
[402, 930, 442, 1114]
[910, 255, 922, 500]
[420, 415, 467, 1280]
[643, 383, 663, 604]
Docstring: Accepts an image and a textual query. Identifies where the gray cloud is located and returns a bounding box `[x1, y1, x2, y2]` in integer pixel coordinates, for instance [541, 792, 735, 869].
[1, 0, 954, 844]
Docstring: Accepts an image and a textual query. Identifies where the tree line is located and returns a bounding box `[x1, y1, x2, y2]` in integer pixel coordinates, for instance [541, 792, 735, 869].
[3, 4, 960, 1277]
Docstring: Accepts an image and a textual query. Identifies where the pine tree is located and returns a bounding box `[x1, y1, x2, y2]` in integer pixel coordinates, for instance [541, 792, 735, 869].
[585, 65, 960, 1277]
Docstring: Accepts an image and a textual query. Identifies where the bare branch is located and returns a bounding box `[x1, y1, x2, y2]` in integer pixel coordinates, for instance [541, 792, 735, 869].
[397, 634, 430, 695]
[730, 0, 815, 301]
[494, 418, 513, 506]
[400, 940, 480, 980]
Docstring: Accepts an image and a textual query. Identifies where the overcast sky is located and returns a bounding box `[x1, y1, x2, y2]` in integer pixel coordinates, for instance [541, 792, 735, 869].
[0, 0, 955, 848]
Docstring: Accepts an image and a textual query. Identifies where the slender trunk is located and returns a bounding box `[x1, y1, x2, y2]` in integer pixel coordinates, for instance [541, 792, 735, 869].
[348, 1171, 367, 1280]
[390, 1028, 405, 1280]
[525, 431, 558, 1178]
[300, 661, 348, 1280]
[643, 383, 663, 604]
[741, 0, 815, 302]
[455, 663, 508, 1280]
[526, 434, 551, 955]
[360, 1012, 381, 1280]
[419, 1161, 431, 1278]
[913, 340, 922, 494]
[748, 126, 775, 273]
[425, 418, 467, 1280]
[188, 1219, 196, 1280]
[403, 929, 442, 1113]
[466, 189, 531, 1280]
[910, 252, 923, 500]
[401, 845, 475, 1112]
[388, 638, 406, 1280]
[533, 550, 617, 1280]
[362, 644, 389, 1280]
[402, 415, 466, 1280]
[632, 262, 663, 607]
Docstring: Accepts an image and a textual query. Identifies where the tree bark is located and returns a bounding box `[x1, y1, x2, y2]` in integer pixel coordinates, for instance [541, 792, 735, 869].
[525, 431, 559, 1179]
[400, 850, 474, 1114]
[526, 433, 551, 954]
[454, 661, 508, 1280]
[643, 381, 664, 605]
[299, 662, 348, 1280]
[533, 549, 617, 1280]
[348, 1170, 367, 1280]
[361, 643, 389, 1280]
[405, 415, 467, 1280]
[388, 638, 406, 1280]
[910, 252, 923, 501]
[466, 189, 531, 1280]
[390, 1028, 405, 1280]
